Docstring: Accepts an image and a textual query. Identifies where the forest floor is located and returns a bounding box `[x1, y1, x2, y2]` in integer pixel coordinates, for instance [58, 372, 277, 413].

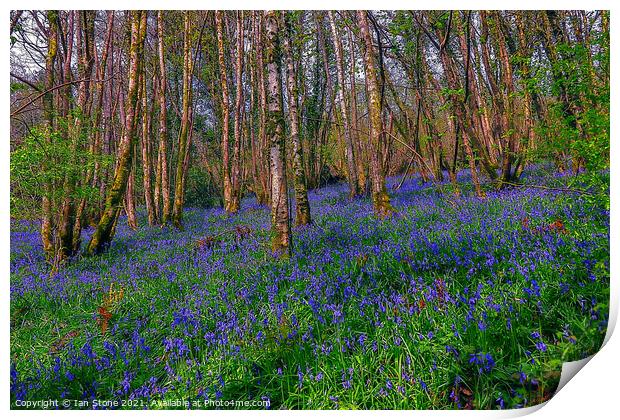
[10, 164, 609, 409]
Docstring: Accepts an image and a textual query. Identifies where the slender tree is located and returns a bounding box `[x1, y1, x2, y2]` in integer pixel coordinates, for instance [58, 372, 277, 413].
[87, 10, 147, 254]
[357, 11, 394, 217]
[347, 24, 367, 193]
[230, 11, 244, 213]
[41, 10, 59, 264]
[283, 12, 311, 226]
[140, 68, 157, 225]
[74, 11, 115, 250]
[155, 11, 171, 224]
[252, 11, 270, 205]
[264, 10, 291, 254]
[125, 145, 138, 230]
[328, 11, 360, 198]
[172, 12, 194, 229]
[216, 11, 235, 213]
[58, 11, 92, 259]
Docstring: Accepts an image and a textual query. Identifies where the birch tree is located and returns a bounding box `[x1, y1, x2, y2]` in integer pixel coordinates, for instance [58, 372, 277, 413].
[264, 10, 291, 254]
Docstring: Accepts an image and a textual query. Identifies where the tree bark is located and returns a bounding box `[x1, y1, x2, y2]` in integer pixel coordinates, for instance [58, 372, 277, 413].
[156, 11, 171, 224]
[513, 12, 537, 180]
[248, 16, 262, 206]
[252, 12, 270, 205]
[347, 26, 367, 193]
[74, 11, 114, 251]
[230, 11, 244, 213]
[140, 69, 157, 225]
[283, 13, 312, 226]
[41, 10, 59, 264]
[357, 11, 394, 217]
[125, 148, 138, 230]
[87, 10, 147, 255]
[172, 12, 194, 229]
[58, 11, 88, 261]
[264, 10, 291, 254]
[455, 12, 485, 197]
[328, 11, 360, 198]
[432, 12, 498, 183]
[216, 11, 235, 214]
[488, 12, 517, 186]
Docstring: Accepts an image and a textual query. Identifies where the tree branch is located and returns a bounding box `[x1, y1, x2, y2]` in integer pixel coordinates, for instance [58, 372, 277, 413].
[10, 75, 117, 117]
[10, 72, 42, 92]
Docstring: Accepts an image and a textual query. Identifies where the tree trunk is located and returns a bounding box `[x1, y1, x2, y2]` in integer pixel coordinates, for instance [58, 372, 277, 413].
[434, 13, 498, 183]
[357, 11, 394, 217]
[230, 11, 244, 213]
[248, 18, 262, 206]
[156, 11, 171, 224]
[347, 26, 367, 193]
[172, 12, 193, 229]
[58, 11, 87, 261]
[140, 69, 157, 225]
[455, 12, 485, 197]
[41, 10, 59, 264]
[314, 11, 335, 187]
[87, 10, 147, 255]
[264, 10, 291, 255]
[74, 11, 114, 252]
[489, 12, 517, 186]
[252, 12, 270, 205]
[216, 11, 235, 213]
[283, 13, 312, 226]
[328, 11, 360, 198]
[514, 12, 536, 179]
[126, 150, 138, 230]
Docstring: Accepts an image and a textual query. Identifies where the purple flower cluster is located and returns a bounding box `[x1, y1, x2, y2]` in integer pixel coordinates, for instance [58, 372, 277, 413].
[9, 164, 609, 409]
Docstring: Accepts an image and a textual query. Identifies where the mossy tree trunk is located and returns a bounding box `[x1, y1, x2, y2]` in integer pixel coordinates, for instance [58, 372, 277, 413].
[155, 11, 171, 224]
[357, 11, 395, 218]
[264, 10, 291, 254]
[229, 11, 244, 213]
[59, 11, 93, 261]
[41, 10, 59, 264]
[125, 149, 138, 230]
[87, 10, 147, 255]
[74, 11, 114, 252]
[282, 13, 312, 226]
[140, 69, 157, 225]
[486, 11, 518, 187]
[228, 10, 244, 213]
